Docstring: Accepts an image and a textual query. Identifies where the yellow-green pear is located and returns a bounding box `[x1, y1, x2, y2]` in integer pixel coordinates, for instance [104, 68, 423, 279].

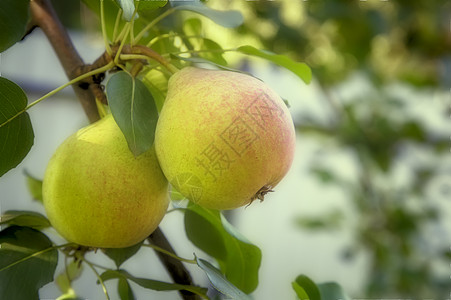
[155, 67, 296, 210]
[43, 114, 169, 248]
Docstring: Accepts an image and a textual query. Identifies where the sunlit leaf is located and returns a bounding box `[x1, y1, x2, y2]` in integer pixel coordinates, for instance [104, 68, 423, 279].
[292, 275, 321, 300]
[0, 0, 30, 52]
[180, 18, 227, 65]
[184, 204, 261, 293]
[196, 257, 251, 300]
[0, 77, 34, 177]
[137, 0, 167, 11]
[292, 283, 310, 300]
[172, 1, 243, 28]
[141, 69, 169, 112]
[0, 226, 58, 300]
[24, 170, 43, 202]
[237, 45, 312, 84]
[103, 242, 143, 268]
[106, 71, 159, 156]
[0, 211, 50, 230]
[199, 39, 227, 65]
[100, 269, 208, 296]
[183, 17, 202, 37]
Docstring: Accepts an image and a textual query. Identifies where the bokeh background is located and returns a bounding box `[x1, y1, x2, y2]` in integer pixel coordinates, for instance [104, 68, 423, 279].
[1, 0, 450, 299]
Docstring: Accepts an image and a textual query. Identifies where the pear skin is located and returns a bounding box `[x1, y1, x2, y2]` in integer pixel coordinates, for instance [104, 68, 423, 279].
[43, 114, 169, 248]
[155, 67, 296, 210]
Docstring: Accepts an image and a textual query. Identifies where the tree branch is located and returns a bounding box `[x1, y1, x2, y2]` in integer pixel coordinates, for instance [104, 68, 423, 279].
[29, 1, 197, 299]
[30, 0, 100, 123]
[148, 228, 199, 300]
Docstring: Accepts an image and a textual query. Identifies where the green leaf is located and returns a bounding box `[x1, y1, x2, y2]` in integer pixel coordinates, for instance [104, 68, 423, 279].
[185, 209, 227, 261]
[183, 17, 202, 36]
[0, 77, 34, 177]
[0, 0, 30, 52]
[118, 277, 135, 300]
[237, 45, 312, 84]
[0, 211, 50, 230]
[181, 18, 227, 65]
[24, 170, 43, 202]
[196, 257, 251, 300]
[106, 71, 159, 156]
[199, 39, 227, 66]
[184, 204, 261, 293]
[318, 282, 351, 300]
[100, 269, 208, 296]
[103, 242, 143, 268]
[172, 1, 243, 28]
[292, 275, 321, 300]
[0, 226, 58, 300]
[137, 0, 167, 11]
[292, 283, 310, 300]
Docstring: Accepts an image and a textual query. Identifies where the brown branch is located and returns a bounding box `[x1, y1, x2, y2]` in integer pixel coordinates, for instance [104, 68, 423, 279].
[148, 228, 199, 300]
[127, 44, 175, 73]
[29, 1, 197, 299]
[71, 44, 174, 79]
[30, 0, 100, 123]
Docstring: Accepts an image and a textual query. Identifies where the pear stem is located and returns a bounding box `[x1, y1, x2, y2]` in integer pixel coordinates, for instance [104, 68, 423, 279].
[248, 184, 274, 207]
[29, 2, 197, 299]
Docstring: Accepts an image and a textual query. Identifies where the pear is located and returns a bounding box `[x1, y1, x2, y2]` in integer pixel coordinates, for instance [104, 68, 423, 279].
[155, 67, 296, 210]
[43, 114, 169, 248]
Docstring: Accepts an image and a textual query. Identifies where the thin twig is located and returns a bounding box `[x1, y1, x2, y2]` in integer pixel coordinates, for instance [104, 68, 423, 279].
[143, 243, 196, 264]
[78, 255, 111, 300]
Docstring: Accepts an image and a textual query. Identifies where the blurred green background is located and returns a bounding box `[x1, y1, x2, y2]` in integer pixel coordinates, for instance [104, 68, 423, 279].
[233, 0, 451, 298]
[232, 1, 451, 298]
